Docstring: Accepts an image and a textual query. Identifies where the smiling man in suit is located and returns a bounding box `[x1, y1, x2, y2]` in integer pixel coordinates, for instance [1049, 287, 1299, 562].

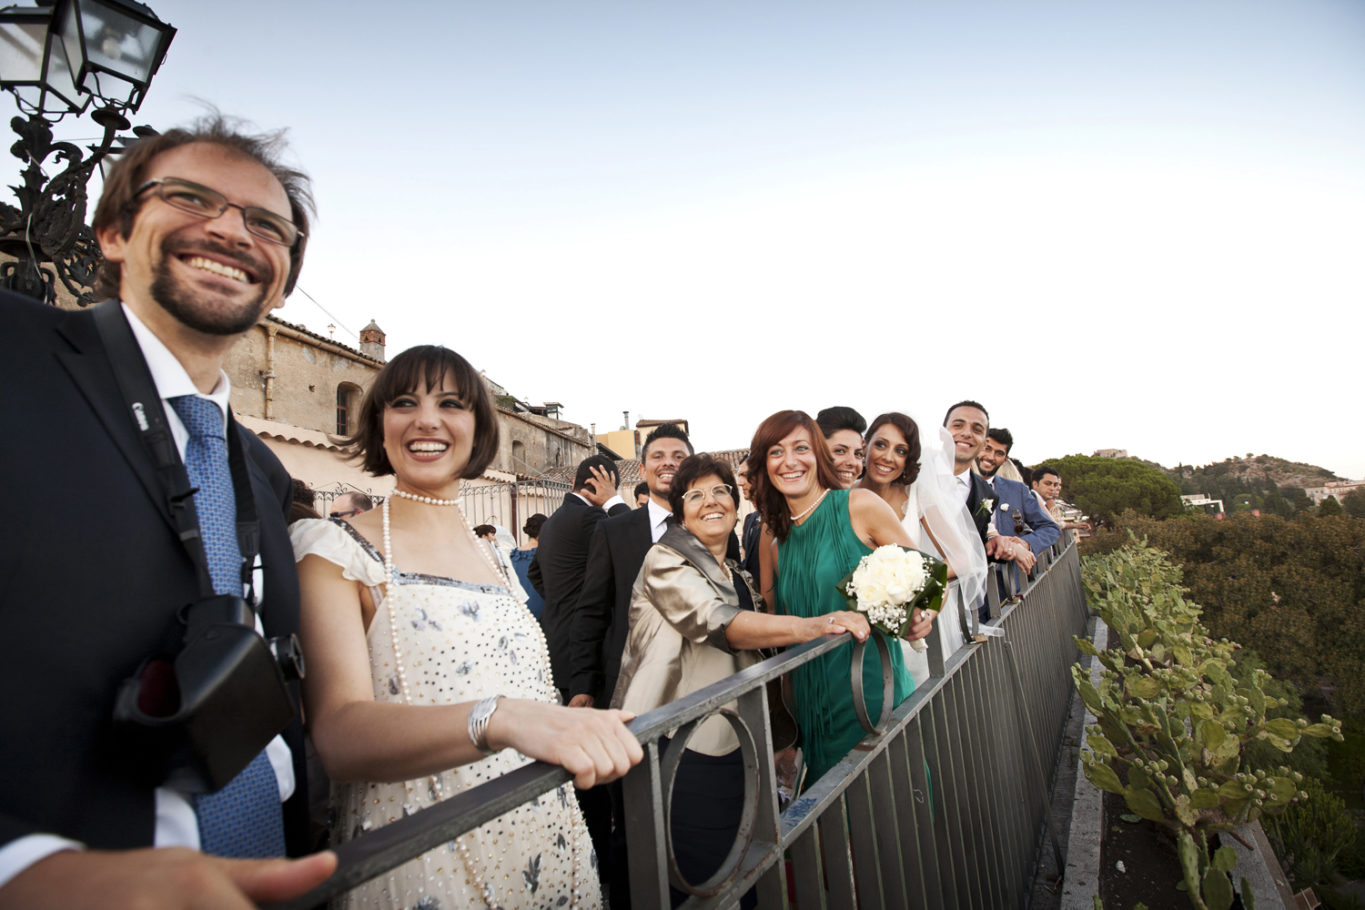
[977, 426, 1060, 574]
[944, 400, 998, 546]
[0, 117, 333, 908]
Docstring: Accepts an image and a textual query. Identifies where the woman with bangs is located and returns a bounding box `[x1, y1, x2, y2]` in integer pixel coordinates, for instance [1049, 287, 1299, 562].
[747, 410, 936, 782]
[291, 344, 641, 909]
[857, 412, 989, 682]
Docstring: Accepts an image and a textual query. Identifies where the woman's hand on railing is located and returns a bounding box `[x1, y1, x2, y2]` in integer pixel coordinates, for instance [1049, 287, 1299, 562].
[486, 699, 643, 789]
[810, 611, 870, 642]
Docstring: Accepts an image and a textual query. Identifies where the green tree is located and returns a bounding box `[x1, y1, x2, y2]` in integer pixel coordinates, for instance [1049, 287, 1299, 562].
[1341, 487, 1365, 519]
[1044, 454, 1183, 525]
[1261, 484, 1293, 518]
[1319, 496, 1343, 516]
[1285, 487, 1314, 515]
[1105, 512, 1365, 719]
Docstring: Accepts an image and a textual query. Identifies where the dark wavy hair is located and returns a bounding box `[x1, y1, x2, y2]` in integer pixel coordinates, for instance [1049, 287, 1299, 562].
[92, 112, 314, 298]
[667, 453, 738, 522]
[743, 410, 842, 542]
[523, 513, 549, 539]
[343, 345, 498, 480]
[815, 405, 866, 438]
[864, 412, 922, 487]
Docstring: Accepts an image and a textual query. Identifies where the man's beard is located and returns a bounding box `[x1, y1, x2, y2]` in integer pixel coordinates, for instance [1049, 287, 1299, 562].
[977, 461, 999, 478]
[150, 240, 273, 336]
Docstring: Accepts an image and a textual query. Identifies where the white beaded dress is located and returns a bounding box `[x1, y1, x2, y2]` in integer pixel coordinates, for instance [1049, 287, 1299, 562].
[291, 518, 599, 910]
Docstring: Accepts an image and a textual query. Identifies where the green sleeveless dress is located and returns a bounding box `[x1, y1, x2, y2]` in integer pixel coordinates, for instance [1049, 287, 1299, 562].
[774, 488, 914, 781]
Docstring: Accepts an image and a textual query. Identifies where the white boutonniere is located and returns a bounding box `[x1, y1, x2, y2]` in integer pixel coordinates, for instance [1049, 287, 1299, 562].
[978, 497, 995, 516]
[999, 501, 1010, 512]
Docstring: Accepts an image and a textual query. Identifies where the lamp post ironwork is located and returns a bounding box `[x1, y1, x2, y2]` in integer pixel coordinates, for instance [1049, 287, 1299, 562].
[0, 0, 173, 306]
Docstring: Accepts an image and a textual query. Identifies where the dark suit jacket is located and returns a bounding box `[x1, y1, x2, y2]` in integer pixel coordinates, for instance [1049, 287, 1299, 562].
[568, 506, 655, 701]
[0, 294, 307, 854]
[529, 492, 628, 691]
[963, 470, 996, 545]
[989, 476, 1061, 553]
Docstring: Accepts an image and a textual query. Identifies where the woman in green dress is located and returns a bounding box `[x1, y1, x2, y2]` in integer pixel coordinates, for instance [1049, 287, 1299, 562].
[747, 410, 937, 781]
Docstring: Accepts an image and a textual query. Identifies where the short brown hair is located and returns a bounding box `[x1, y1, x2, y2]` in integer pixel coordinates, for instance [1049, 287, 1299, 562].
[865, 412, 922, 487]
[667, 453, 738, 522]
[743, 410, 842, 542]
[343, 345, 498, 480]
[91, 113, 314, 298]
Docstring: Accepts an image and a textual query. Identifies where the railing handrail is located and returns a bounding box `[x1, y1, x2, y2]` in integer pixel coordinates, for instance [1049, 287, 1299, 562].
[268, 532, 1085, 910]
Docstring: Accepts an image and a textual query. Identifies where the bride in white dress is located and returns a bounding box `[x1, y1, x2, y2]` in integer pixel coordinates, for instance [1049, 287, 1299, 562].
[857, 413, 988, 686]
[292, 345, 641, 909]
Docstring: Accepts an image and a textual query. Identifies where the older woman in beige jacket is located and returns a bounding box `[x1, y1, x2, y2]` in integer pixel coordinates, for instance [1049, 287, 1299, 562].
[612, 453, 867, 904]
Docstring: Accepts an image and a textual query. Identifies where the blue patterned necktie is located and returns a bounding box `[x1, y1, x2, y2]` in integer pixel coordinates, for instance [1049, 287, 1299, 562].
[169, 395, 286, 859]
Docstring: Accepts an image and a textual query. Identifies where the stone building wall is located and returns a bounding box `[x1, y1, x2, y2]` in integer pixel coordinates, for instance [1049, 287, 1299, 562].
[226, 317, 381, 438]
[498, 409, 594, 477]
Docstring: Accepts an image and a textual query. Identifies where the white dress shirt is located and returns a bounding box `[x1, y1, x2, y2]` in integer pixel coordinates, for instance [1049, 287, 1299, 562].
[647, 498, 672, 543]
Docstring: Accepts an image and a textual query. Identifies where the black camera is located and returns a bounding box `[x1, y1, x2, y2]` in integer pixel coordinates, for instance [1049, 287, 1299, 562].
[114, 594, 304, 794]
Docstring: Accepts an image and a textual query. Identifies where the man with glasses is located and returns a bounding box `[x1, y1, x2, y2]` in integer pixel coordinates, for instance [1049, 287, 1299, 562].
[0, 117, 334, 908]
[329, 491, 374, 520]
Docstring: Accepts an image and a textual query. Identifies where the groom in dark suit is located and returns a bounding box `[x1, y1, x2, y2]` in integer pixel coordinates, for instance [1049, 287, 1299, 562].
[0, 119, 333, 908]
[529, 454, 628, 699]
[944, 400, 997, 546]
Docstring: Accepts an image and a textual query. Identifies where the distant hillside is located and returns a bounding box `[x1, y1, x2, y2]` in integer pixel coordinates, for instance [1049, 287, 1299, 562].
[1034, 452, 1343, 516]
[1165, 454, 1341, 491]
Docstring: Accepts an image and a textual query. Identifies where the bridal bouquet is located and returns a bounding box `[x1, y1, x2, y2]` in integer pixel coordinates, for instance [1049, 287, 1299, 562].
[838, 545, 947, 651]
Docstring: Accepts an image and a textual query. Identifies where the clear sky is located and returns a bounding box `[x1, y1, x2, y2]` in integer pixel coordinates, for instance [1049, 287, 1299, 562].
[35, 0, 1365, 478]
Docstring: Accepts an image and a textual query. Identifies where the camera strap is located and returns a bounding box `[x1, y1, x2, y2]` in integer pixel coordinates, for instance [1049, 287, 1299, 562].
[91, 301, 261, 605]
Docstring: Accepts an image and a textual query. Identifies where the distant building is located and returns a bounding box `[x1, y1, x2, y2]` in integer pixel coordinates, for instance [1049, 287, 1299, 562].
[1093, 448, 1129, 459]
[595, 417, 693, 461]
[1303, 479, 1365, 505]
[1181, 493, 1225, 515]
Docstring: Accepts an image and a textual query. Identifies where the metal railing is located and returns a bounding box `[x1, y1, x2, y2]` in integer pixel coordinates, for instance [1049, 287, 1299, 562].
[271, 534, 1089, 910]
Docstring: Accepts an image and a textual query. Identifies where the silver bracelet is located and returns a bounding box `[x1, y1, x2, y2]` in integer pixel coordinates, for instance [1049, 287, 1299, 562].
[467, 695, 503, 755]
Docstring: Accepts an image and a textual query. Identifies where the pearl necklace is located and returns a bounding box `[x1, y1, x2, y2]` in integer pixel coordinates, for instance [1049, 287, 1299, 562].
[789, 487, 829, 524]
[392, 488, 461, 507]
[379, 497, 580, 907]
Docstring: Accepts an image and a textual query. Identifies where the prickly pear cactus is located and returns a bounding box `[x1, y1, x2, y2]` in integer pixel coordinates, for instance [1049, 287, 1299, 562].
[1075, 539, 1342, 910]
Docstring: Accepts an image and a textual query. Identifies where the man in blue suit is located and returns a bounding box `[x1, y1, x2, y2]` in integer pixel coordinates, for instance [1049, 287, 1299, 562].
[977, 427, 1060, 575]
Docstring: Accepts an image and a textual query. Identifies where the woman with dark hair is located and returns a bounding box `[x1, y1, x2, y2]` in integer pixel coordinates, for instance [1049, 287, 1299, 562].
[815, 405, 867, 489]
[291, 345, 640, 909]
[746, 411, 935, 782]
[613, 453, 866, 903]
[857, 412, 988, 681]
[511, 513, 549, 620]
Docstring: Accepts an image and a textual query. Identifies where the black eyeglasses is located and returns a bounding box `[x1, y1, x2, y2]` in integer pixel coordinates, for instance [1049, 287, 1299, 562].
[134, 177, 304, 248]
[681, 484, 734, 506]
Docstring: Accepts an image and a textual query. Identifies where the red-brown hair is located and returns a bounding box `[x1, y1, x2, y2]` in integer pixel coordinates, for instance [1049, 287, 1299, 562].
[743, 410, 842, 542]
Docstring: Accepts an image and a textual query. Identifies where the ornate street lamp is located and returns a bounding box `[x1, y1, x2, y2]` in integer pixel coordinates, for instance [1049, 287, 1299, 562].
[0, 0, 173, 305]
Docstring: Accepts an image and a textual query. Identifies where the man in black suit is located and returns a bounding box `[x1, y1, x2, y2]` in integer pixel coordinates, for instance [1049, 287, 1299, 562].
[0, 118, 333, 908]
[564, 424, 692, 905]
[529, 454, 628, 700]
[568, 424, 695, 708]
[944, 400, 997, 547]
